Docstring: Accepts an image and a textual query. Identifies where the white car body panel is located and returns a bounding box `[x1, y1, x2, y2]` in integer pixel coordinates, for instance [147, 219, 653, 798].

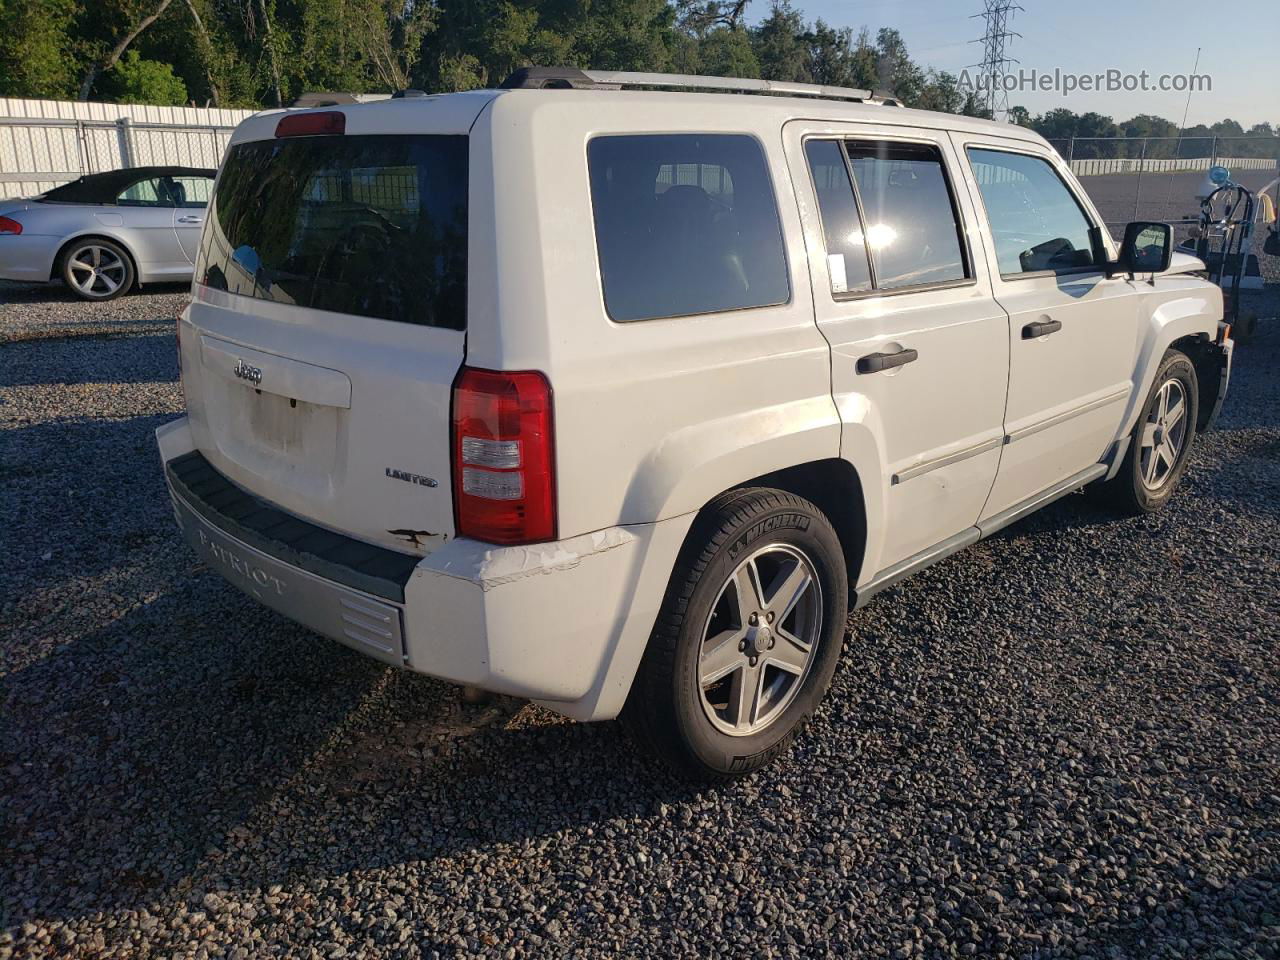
[157, 87, 1227, 721]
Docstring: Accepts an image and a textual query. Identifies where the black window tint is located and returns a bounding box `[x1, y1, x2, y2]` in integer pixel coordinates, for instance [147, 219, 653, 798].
[845, 141, 968, 290]
[199, 135, 467, 329]
[967, 148, 1096, 275]
[588, 134, 789, 322]
[804, 139, 872, 294]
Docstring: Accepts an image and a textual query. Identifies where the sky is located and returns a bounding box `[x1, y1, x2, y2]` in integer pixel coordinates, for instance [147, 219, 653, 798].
[751, 0, 1276, 127]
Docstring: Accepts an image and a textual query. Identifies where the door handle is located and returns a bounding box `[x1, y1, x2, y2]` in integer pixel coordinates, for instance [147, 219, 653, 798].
[857, 348, 919, 374]
[1022, 319, 1062, 339]
[177, 216, 204, 224]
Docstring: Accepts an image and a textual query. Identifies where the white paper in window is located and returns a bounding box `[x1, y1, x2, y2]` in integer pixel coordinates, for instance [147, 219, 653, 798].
[827, 253, 848, 293]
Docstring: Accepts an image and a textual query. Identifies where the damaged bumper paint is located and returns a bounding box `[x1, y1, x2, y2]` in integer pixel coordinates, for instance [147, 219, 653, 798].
[157, 416, 695, 722]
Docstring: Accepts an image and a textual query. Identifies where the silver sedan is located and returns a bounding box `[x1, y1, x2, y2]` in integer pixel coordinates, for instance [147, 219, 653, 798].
[0, 166, 214, 301]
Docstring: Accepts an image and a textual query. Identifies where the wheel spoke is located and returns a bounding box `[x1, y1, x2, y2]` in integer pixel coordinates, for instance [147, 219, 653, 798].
[767, 629, 810, 675]
[1144, 447, 1160, 485]
[732, 561, 765, 623]
[91, 246, 101, 267]
[68, 259, 92, 275]
[99, 273, 119, 294]
[1139, 420, 1158, 450]
[732, 662, 764, 728]
[700, 628, 746, 685]
[766, 560, 812, 622]
[1165, 393, 1185, 432]
[1157, 382, 1170, 420]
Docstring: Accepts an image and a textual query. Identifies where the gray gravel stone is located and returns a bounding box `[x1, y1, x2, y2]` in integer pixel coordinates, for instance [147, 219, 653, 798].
[1, 277, 1278, 960]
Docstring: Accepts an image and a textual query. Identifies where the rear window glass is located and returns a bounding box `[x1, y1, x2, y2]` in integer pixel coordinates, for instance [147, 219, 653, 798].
[588, 134, 790, 322]
[199, 134, 467, 329]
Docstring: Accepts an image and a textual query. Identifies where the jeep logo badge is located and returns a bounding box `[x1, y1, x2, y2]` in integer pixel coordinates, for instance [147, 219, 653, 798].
[233, 359, 262, 385]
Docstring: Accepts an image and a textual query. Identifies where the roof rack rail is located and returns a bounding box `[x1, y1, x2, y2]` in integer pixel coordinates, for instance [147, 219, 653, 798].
[499, 66, 899, 105]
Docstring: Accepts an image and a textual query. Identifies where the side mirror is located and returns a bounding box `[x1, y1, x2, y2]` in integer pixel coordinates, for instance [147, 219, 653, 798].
[1109, 221, 1173, 277]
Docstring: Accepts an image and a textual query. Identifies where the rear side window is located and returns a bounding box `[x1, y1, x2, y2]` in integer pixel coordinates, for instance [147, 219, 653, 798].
[844, 141, 968, 290]
[805, 139, 969, 294]
[967, 148, 1096, 275]
[588, 134, 789, 322]
[199, 134, 467, 329]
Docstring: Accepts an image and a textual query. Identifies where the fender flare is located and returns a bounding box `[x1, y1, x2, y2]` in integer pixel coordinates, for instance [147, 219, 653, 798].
[1116, 289, 1222, 440]
[618, 394, 844, 525]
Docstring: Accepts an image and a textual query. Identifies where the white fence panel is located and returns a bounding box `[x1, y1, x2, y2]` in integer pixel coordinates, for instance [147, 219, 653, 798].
[0, 97, 258, 199]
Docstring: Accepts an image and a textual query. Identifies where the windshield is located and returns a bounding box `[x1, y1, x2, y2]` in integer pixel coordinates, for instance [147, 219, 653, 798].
[198, 134, 467, 329]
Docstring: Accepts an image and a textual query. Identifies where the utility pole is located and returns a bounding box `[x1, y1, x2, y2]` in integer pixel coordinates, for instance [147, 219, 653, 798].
[970, 0, 1023, 122]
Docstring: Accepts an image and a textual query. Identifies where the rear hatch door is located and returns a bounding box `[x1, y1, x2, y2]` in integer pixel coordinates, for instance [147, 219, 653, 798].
[181, 96, 490, 555]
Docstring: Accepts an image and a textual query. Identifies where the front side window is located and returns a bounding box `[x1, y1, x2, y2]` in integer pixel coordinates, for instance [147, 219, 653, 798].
[967, 148, 1097, 275]
[117, 177, 170, 206]
[844, 141, 969, 290]
[198, 134, 467, 329]
[805, 139, 969, 294]
[167, 176, 212, 208]
[588, 134, 790, 322]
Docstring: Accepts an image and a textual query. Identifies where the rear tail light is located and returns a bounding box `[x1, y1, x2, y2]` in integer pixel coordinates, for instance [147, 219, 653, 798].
[0, 216, 22, 235]
[451, 367, 556, 545]
[275, 111, 346, 138]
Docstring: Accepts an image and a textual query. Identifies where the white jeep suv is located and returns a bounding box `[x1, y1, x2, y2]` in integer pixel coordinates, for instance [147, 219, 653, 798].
[157, 69, 1232, 779]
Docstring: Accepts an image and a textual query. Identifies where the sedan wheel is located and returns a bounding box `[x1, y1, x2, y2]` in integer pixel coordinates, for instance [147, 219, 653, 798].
[62, 240, 134, 301]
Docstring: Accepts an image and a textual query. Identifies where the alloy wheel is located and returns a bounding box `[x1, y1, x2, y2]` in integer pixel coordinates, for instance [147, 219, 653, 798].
[1139, 377, 1189, 490]
[67, 245, 127, 298]
[697, 544, 823, 736]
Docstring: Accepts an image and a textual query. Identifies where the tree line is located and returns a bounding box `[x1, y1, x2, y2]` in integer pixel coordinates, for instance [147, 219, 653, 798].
[0, 0, 1273, 158]
[0, 0, 989, 112]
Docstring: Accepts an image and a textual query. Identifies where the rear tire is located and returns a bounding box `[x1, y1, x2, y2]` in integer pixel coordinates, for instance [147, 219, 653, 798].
[622, 488, 847, 780]
[60, 238, 134, 301]
[1097, 349, 1199, 514]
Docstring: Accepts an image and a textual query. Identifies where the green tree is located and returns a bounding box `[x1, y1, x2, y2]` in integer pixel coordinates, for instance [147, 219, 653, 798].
[698, 26, 759, 77]
[752, 1, 808, 83]
[102, 50, 188, 104]
[805, 20, 855, 87]
[0, 0, 78, 99]
[874, 27, 922, 103]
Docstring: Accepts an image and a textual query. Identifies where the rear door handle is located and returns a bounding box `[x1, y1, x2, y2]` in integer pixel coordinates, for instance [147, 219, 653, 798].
[177, 216, 204, 224]
[857, 348, 919, 374]
[1022, 319, 1062, 339]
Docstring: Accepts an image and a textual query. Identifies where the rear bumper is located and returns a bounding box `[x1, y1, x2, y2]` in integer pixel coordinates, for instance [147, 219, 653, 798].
[157, 417, 692, 721]
[0, 234, 60, 282]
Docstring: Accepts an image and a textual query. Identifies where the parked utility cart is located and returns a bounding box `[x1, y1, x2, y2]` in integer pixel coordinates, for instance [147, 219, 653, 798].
[158, 68, 1232, 779]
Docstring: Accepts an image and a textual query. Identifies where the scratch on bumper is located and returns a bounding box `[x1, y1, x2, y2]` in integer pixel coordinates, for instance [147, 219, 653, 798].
[420, 527, 637, 591]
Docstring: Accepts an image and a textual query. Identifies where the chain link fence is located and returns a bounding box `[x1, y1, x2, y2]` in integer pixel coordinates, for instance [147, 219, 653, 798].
[1047, 135, 1279, 227]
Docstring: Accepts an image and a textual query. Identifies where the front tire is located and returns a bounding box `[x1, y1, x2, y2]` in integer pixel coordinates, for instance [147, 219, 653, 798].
[60, 238, 134, 301]
[1099, 349, 1199, 513]
[622, 488, 848, 780]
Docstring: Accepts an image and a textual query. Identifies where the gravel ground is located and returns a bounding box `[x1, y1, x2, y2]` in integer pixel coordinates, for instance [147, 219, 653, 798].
[2, 275, 1278, 960]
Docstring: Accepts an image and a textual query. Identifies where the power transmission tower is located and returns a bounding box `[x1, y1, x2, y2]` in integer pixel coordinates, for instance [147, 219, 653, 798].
[970, 0, 1023, 121]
